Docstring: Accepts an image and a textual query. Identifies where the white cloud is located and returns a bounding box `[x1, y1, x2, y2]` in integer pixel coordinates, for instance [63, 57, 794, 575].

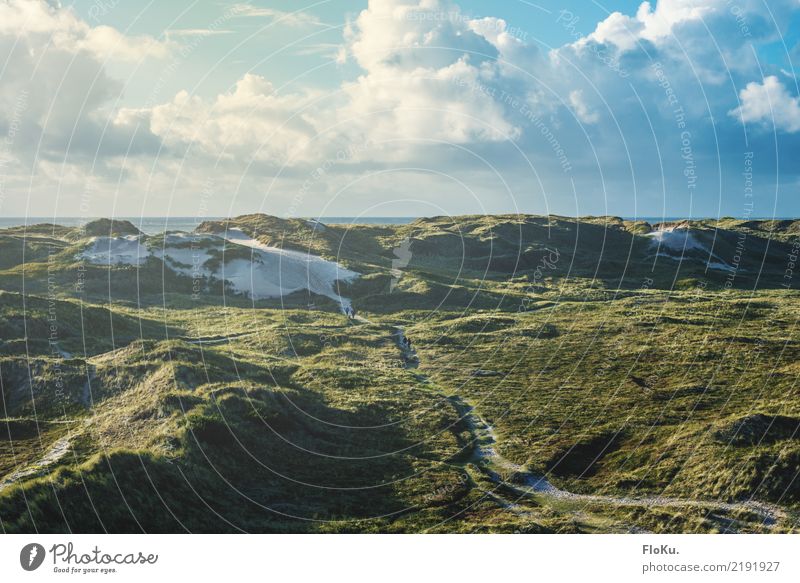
[467, 16, 539, 71]
[730, 76, 800, 132]
[124, 0, 525, 166]
[229, 3, 325, 27]
[5, 0, 800, 218]
[0, 0, 171, 61]
[569, 90, 599, 124]
[338, 0, 522, 147]
[634, 0, 718, 42]
[165, 29, 235, 39]
[80, 24, 171, 61]
[0, 0, 173, 191]
[347, 0, 498, 71]
[340, 59, 521, 146]
[292, 43, 346, 60]
[578, 11, 643, 53]
[577, 0, 720, 53]
[117, 74, 321, 163]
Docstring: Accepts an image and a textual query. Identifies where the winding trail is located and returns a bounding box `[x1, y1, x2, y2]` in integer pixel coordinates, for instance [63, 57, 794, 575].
[80, 366, 96, 408]
[183, 331, 257, 345]
[0, 434, 73, 493]
[390, 325, 790, 530]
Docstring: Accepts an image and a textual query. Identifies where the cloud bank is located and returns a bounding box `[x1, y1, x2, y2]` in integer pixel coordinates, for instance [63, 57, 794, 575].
[1, 0, 799, 218]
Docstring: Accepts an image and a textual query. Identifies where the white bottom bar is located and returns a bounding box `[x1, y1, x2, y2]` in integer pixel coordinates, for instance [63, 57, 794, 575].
[1, 534, 797, 582]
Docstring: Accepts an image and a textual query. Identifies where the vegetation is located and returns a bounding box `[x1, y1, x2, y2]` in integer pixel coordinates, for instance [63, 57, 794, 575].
[0, 214, 798, 533]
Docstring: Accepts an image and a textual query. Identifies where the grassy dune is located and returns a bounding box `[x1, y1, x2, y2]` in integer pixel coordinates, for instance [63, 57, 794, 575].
[1, 215, 798, 533]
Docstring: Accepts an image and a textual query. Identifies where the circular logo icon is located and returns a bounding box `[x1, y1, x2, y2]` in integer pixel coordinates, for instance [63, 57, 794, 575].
[20, 543, 46, 571]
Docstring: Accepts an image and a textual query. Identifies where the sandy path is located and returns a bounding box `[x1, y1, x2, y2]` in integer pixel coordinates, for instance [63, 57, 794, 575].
[389, 325, 790, 529]
[183, 331, 258, 345]
[450, 396, 786, 525]
[0, 434, 73, 492]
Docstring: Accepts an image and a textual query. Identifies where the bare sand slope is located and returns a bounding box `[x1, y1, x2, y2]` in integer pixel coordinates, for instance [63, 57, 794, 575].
[81, 231, 359, 308]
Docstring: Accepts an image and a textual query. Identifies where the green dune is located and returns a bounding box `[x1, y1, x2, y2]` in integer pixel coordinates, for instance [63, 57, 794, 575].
[1, 214, 799, 533]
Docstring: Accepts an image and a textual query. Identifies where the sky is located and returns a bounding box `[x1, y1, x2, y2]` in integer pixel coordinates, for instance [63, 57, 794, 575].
[0, 0, 799, 220]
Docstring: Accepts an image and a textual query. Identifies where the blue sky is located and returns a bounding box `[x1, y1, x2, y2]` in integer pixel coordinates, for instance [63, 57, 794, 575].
[1, 0, 799, 219]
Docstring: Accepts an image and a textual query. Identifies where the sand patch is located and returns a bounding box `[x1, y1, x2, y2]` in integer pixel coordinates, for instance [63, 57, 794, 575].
[82, 230, 359, 307]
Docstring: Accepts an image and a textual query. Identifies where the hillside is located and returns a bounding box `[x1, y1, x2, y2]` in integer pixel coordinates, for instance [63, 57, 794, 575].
[0, 214, 799, 533]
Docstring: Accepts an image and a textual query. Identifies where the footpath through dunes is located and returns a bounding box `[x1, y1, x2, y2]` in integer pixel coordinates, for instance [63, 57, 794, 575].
[388, 325, 796, 532]
[0, 419, 82, 494]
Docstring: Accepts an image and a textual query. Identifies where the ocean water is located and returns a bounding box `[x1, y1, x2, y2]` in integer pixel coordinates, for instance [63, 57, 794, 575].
[0, 216, 418, 235]
[0, 217, 219, 234]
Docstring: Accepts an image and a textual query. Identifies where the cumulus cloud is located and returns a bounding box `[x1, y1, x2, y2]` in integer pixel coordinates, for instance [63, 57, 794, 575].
[347, 0, 490, 71]
[730, 76, 800, 133]
[116, 74, 321, 163]
[4, 0, 800, 218]
[0, 0, 171, 61]
[0, 0, 171, 165]
[339, 0, 524, 146]
[576, 0, 723, 53]
[129, 0, 527, 164]
[567, 0, 798, 85]
[569, 90, 600, 124]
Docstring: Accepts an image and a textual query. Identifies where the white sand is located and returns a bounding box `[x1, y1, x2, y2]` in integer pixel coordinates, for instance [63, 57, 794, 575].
[81, 235, 149, 266]
[223, 228, 358, 305]
[645, 228, 707, 251]
[82, 230, 359, 307]
[645, 228, 732, 271]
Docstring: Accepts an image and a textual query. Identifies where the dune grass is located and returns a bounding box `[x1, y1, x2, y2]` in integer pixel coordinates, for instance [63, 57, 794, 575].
[1, 214, 799, 532]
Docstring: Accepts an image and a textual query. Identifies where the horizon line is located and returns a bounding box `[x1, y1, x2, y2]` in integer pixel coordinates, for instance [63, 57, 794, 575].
[2, 214, 798, 220]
